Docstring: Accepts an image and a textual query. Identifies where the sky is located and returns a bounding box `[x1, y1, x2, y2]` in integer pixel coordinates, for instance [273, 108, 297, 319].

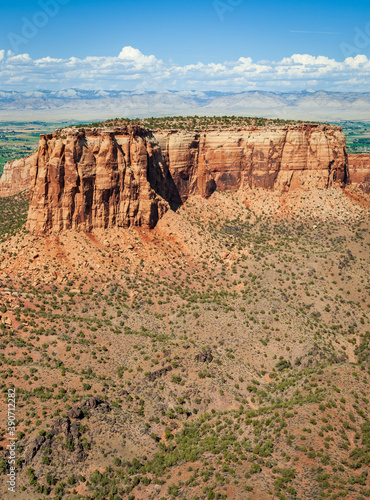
[0, 0, 369, 92]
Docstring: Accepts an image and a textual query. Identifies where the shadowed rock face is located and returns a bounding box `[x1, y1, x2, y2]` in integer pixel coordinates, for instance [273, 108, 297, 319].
[348, 154, 370, 193]
[27, 126, 181, 234]
[156, 124, 348, 200]
[25, 123, 350, 234]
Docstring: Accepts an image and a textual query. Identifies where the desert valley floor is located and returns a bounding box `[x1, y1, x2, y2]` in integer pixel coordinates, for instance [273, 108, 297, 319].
[0, 183, 369, 500]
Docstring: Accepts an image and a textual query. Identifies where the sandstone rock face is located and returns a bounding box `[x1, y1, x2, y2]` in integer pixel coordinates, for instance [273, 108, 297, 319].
[348, 154, 370, 193]
[27, 126, 181, 234]
[0, 153, 37, 197]
[156, 124, 347, 200]
[27, 124, 348, 234]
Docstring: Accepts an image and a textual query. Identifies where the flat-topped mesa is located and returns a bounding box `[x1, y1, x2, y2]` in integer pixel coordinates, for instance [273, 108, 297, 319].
[155, 123, 348, 200]
[27, 125, 181, 234]
[26, 123, 349, 234]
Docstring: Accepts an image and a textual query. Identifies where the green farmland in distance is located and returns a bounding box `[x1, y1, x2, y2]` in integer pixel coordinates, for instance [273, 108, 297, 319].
[0, 121, 75, 175]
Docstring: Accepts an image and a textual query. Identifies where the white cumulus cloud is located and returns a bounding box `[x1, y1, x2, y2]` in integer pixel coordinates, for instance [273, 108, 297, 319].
[118, 46, 158, 65]
[0, 47, 369, 92]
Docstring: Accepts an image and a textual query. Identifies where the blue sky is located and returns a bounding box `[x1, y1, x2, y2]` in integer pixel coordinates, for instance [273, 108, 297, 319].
[0, 0, 369, 91]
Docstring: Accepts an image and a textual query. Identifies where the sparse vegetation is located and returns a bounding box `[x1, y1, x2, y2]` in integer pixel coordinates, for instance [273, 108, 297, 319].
[0, 134, 368, 499]
[75, 115, 319, 131]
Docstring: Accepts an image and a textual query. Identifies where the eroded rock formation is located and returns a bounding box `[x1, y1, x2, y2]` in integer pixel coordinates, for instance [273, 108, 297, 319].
[348, 154, 370, 193]
[0, 153, 36, 197]
[26, 123, 350, 234]
[27, 126, 181, 234]
[156, 124, 348, 200]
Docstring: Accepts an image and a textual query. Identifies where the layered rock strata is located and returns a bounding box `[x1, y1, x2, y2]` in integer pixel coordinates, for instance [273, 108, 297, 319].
[348, 154, 370, 193]
[27, 126, 181, 234]
[155, 124, 348, 200]
[25, 124, 350, 234]
[0, 153, 36, 197]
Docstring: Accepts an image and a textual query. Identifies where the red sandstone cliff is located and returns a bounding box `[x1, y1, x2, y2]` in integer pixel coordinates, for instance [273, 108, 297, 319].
[25, 123, 351, 234]
[0, 153, 36, 198]
[156, 124, 347, 200]
[348, 154, 370, 193]
[27, 126, 180, 234]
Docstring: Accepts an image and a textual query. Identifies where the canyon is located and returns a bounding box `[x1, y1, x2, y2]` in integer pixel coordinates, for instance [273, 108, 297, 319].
[0, 122, 369, 234]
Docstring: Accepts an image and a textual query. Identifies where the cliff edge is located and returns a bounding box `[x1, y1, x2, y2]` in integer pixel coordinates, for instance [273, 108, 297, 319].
[26, 125, 181, 234]
[156, 124, 347, 200]
[8, 122, 353, 234]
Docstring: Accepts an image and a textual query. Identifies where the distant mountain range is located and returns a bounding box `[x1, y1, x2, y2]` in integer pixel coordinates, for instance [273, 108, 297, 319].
[0, 89, 369, 122]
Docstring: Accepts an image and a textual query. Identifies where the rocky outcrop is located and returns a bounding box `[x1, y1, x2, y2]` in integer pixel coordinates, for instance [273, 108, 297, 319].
[27, 126, 181, 234]
[26, 124, 349, 234]
[67, 397, 111, 420]
[23, 416, 85, 466]
[156, 124, 348, 200]
[0, 153, 36, 197]
[348, 154, 370, 193]
[195, 349, 214, 363]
